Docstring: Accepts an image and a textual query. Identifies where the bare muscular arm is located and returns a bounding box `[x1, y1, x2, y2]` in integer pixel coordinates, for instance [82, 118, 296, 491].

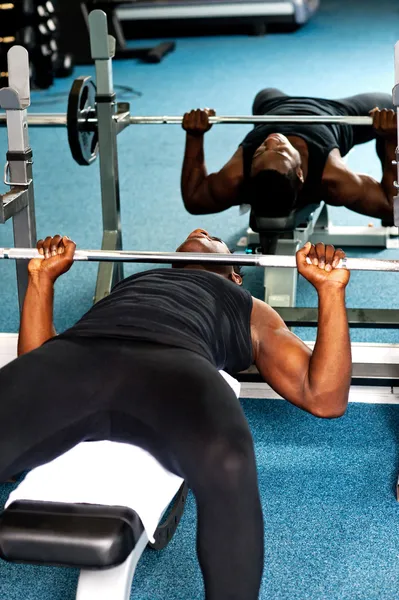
[18, 236, 75, 356]
[251, 243, 351, 418]
[323, 109, 397, 224]
[181, 109, 243, 214]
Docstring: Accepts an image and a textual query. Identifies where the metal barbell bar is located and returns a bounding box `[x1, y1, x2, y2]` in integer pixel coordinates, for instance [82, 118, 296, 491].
[2, 247, 399, 271]
[0, 114, 374, 128]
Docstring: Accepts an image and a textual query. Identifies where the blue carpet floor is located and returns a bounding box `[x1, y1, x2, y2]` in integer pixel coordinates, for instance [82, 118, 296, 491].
[2, 0, 399, 598]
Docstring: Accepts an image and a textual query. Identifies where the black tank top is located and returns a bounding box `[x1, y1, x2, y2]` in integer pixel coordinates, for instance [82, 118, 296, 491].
[240, 96, 354, 205]
[60, 268, 254, 373]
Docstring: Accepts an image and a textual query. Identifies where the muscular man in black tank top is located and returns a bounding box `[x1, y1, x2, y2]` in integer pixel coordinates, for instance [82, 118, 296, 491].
[0, 231, 351, 600]
[181, 91, 397, 224]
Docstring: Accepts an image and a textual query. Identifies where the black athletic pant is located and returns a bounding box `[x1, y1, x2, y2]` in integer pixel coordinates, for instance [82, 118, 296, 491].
[0, 337, 264, 600]
[252, 88, 394, 158]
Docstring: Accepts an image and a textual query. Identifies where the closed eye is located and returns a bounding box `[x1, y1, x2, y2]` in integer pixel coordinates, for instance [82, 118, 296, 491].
[264, 148, 289, 158]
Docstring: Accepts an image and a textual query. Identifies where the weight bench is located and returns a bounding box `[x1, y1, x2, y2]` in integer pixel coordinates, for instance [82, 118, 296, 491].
[0, 370, 240, 600]
[246, 202, 399, 307]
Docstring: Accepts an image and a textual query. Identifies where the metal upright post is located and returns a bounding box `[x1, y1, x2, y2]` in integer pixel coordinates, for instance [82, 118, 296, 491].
[0, 46, 37, 311]
[393, 42, 399, 227]
[89, 9, 124, 303]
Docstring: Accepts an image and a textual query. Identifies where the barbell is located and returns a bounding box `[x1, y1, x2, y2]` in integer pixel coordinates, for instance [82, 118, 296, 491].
[0, 75, 375, 166]
[2, 247, 399, 272]
[0, 114, 374, 127]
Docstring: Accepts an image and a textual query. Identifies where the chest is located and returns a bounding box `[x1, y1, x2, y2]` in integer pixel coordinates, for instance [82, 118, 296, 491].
[299, 148, 342, 206]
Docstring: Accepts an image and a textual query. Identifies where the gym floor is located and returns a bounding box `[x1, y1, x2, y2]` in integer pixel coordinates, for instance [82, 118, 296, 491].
[1, 0, 399, 598]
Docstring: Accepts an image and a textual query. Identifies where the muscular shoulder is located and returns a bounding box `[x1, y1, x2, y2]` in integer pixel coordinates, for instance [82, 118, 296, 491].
[321, 149, 363, 206]
[250, 297, 287, 359]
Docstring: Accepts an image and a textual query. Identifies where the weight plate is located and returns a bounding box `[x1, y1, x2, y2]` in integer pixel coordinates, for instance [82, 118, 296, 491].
[67, 76, 98, 166]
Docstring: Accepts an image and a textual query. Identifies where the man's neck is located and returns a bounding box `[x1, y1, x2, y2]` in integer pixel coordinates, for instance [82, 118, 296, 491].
[287, 135, 309, 180]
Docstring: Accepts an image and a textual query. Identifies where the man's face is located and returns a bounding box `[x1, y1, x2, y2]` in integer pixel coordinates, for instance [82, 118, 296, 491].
[251, 133, 302, 177]
[176, 229, 230, 254]
[175, 229, 242, 285]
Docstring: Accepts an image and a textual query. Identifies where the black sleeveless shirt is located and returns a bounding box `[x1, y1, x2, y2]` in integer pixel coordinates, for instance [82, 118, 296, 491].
[60, 269, 254, 374]
[240, 96, 355, 205]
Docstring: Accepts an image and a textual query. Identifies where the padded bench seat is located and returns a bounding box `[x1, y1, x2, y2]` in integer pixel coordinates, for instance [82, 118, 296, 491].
[0, 500, 144, 569]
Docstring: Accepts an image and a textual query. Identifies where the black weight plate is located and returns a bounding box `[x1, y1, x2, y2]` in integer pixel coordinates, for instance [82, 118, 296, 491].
[67, 76, 98, 166]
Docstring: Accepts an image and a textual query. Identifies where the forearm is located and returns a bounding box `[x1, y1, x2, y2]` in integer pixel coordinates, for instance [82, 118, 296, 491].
[181, 134, 208, 208]
[18, 274, 56, 356]
[305, 286, 351, 417]
[181, 135, 229, 214]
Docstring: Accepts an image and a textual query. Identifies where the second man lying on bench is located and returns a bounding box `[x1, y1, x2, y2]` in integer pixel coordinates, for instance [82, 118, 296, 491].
[181, 90, 397, 224]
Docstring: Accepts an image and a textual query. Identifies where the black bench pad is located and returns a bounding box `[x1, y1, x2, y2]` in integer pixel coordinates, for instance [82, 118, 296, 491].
[0, 501, 144, 569]
[250, 203, 322, 234]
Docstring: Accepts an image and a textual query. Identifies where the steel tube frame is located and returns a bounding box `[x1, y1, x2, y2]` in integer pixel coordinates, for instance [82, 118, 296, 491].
[393, 41, 399, 226]
[275, 307, 399, 329]
[89, 10, 124, 303]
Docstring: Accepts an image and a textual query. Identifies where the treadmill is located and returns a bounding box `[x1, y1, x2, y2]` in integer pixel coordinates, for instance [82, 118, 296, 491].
[115, 0, 320, 29]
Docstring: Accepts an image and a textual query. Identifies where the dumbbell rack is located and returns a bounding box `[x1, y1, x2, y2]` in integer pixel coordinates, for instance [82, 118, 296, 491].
[0, 0, 73, 91]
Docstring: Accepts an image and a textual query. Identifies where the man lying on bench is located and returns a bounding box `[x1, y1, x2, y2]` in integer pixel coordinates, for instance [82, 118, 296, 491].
[0, 229, 351, 600]
[181, 91, 397, 224]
